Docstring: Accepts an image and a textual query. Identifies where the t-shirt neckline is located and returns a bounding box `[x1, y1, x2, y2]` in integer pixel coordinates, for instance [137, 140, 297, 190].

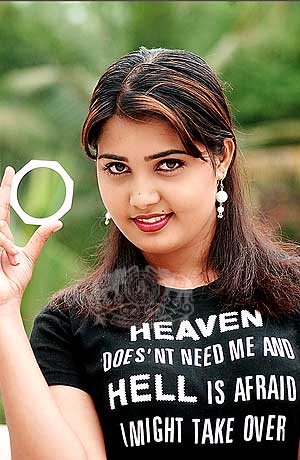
[157, 277, 220, 297]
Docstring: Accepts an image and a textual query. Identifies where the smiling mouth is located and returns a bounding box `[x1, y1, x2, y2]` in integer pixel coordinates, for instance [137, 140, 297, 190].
[133, 213, 173, 223]
[132, 213, 174, 232]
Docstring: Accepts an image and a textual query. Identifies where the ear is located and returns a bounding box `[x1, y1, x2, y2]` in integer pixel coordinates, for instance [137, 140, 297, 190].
[215, 138, 235, 180]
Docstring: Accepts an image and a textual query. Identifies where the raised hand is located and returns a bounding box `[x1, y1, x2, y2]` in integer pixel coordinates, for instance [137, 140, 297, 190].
[0, 166, 63, 313]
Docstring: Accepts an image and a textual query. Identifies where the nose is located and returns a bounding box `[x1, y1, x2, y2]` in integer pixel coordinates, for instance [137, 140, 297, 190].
[129, 189, 160, 209]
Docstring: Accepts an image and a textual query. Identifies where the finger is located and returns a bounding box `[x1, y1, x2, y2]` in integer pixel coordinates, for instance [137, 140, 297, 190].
[0, 220, 18, 266]
[0, 247, 18, 267]
[0, 166, 15, 225]
[0, 219, 15, 244]
[0, 232, 19, 266]
[23, 221, 63, 266]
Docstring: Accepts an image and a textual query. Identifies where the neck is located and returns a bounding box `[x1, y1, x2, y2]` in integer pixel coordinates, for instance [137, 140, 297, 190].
[142, 222, 217, 289]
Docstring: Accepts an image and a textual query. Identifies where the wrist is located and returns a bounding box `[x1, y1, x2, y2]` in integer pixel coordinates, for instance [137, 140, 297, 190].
[0, 299, 22, 321]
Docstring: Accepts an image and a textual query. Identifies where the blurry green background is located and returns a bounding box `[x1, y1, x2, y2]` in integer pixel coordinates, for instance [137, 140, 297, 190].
[0, 1, 300, 423]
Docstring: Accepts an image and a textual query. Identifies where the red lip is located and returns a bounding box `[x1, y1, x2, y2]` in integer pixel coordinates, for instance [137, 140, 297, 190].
[132, 212, 172, 219]
[133, 213, 174, 232]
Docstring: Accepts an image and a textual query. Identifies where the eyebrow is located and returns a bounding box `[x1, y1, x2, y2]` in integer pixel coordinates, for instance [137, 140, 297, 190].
[97, 149, 192, 162]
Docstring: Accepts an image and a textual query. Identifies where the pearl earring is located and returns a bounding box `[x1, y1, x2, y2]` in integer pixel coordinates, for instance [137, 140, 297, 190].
[216, 178, 228, 219]
[104, 210, 111, 225]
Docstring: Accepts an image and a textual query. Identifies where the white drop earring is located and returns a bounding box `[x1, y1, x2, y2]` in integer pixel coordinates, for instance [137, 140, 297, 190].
[104, 210, 111, 225]
[216, 178, 228, 219]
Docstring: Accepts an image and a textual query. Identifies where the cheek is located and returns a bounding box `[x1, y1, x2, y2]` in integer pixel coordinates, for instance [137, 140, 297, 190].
[173, 172, 216, 214]
[97, 173, 124, 210]
[103, 193, 127, 215]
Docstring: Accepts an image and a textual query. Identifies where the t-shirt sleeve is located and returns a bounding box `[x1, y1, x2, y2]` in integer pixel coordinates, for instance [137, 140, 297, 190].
[29, 303, 90, 393]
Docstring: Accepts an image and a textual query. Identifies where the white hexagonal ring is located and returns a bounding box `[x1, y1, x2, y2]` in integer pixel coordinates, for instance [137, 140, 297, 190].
[10, 160, 74, 225]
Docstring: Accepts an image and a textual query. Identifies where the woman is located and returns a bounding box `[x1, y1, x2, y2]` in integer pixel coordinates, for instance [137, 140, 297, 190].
[1, 46, 300, 460]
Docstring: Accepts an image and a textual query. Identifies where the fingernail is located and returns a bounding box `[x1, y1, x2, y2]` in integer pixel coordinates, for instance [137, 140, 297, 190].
[6, 166, 15, 174]
[53, 222, 63, 233]
[14, 254, 20, 264]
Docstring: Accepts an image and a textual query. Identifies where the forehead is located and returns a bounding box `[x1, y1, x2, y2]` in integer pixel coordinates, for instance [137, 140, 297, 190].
[97, 115, 183, 151]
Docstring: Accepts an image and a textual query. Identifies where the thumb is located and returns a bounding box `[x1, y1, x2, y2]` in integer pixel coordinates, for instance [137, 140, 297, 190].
[23, 221, 63, 266]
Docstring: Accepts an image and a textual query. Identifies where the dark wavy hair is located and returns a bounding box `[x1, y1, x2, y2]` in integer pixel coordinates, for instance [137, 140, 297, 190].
[47, 46, 300, 328]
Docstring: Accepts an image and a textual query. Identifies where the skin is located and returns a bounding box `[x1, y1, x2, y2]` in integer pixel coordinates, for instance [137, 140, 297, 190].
[96, 114, 235, 289]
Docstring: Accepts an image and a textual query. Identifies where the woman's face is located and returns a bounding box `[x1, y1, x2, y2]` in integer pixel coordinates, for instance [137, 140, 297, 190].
[96, 114, 232, 262]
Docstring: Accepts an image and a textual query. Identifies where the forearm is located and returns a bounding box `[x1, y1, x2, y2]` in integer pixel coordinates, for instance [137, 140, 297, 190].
[0, 307, 88, 460]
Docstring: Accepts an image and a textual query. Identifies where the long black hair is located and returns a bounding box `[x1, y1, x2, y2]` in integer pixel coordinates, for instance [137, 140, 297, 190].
[47, 46, 300, 328]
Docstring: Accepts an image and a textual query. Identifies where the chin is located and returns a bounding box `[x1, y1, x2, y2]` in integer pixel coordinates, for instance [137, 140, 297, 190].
[120, 223, 184, 251]
[137, 239, 185, 255]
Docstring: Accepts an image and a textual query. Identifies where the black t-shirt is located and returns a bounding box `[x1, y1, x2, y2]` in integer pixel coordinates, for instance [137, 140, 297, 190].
[29, 280, 300, 459]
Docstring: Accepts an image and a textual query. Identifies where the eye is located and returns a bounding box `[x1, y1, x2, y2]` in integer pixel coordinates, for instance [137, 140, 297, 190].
[157, 159, 186, 172]
[101, 158, 186, 176]
[102, 162, 128, 176]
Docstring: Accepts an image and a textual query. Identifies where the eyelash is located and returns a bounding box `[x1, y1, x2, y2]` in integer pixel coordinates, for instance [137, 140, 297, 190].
[101, 159, 186, 176]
